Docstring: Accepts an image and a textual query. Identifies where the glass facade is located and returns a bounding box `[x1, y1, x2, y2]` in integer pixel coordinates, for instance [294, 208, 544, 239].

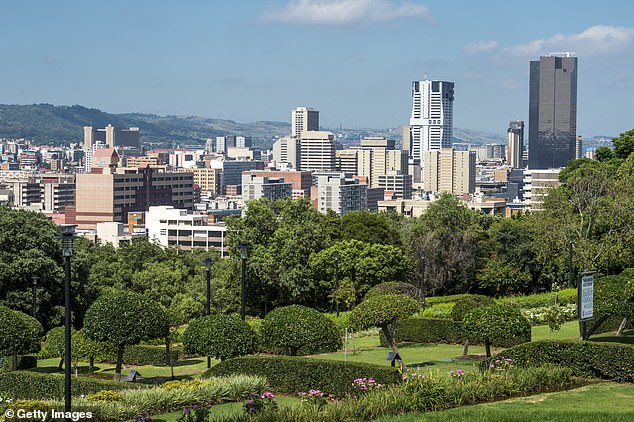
[528, 55, 577, 169]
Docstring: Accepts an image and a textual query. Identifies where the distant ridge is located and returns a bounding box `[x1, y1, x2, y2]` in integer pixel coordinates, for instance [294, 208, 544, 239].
[8, 103, 610, 149]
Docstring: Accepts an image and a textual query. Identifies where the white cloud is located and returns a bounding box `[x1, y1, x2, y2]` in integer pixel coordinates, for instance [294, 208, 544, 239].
[505, 25, 634, 57]
[259, 0, 433, 25]
[464, 40, 498, 55]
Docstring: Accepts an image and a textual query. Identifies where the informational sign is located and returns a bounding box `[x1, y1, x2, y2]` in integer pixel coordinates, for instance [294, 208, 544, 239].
[579, 272, 594, 321]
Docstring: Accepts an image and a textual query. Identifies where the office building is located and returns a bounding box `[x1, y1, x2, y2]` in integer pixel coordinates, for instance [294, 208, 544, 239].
[241, 174, 293, 202]
[377, 172, 412, 199]
[523, 168, 561, 210]
[422, 149, 476, 195]
[300, 131, 336, 172]
[83, 125, 140, 149]
[576, 135, 583, 160]
[146, 206, 227, 254]
[316, 174, 367, 215]
[72, 167, 194, 230]
[272, 136, 301, 169]
[528, 54, 578, 169]
[178, 167, 222, 196]
[242, 170, 312, 197]
[507, 121, 525, 168]
[409, 80, 454, 164]
[292, 107, 319, 138]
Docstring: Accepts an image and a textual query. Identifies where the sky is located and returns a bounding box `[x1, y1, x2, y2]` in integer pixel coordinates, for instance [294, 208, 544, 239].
[2, 0, 634, 137]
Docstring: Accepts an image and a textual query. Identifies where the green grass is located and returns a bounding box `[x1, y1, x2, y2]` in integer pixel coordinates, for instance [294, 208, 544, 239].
[377, 382, 634, 422]
[531, 320, 581, 341]
[33, 357, 214, 383]
[148, 396, 300, 421]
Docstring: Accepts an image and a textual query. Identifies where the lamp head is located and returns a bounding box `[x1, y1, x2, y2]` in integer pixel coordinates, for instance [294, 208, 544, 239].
[332, 250, 340, 261]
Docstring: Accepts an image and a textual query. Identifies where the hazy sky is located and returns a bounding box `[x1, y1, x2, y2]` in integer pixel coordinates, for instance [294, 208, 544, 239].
[2, 0, 634, 136]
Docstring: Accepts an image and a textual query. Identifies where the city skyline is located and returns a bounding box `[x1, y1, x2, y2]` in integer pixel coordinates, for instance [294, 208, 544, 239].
[2, 1, 634, 137]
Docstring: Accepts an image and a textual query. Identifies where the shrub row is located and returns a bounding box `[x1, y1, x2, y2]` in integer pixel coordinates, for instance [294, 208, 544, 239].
[205, 355, 401, 398]
[210, 365, 574, 422]
[378, 317, 530, 348]
[0, 370, 132, 400]
[486, 340, 634, 382]
[497, 288, 577, 308]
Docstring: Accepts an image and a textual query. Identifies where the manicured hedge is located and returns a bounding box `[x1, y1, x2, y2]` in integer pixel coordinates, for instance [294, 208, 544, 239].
[379, 318, 465, 345]
[205, 355, 401, 397]
[486, 340, 634, 382]
[0, 370, 134, 400]
[425, 294, 473, 305]
[378, 316, 530, 348]
[497, 288, 577, 308]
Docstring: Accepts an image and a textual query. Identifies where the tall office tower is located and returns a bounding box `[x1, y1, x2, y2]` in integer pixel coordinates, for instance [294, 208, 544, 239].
[528, 53, 577, 169]
[409, 80, 454, 164]
[576, 135, 583, 160]
[292, 107, 319, 138]
[300, 131, 336, 171]
[507, 120, 525, 168]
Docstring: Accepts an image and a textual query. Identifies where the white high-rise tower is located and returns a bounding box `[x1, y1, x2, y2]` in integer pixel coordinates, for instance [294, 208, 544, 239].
[408, 80, 454, 164]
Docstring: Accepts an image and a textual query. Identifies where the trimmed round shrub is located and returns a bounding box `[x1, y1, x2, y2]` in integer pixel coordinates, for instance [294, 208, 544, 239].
[0, 306, 43, 370]
[451, 294, 495, 321]
[183, 314, 258, 361]
[262, 305, 342, 356]
[365, 282, 421, 302]
[463, 304, 531, 357]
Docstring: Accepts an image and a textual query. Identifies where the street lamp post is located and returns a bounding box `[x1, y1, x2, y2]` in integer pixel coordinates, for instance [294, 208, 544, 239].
[58, 224, 77, 422]
[31, 275, 39, 319]
[236, 244, 250, 321]
[568, 241, 574, 288]
[204, 257, 215, 369]
[332, 251, 340, 317]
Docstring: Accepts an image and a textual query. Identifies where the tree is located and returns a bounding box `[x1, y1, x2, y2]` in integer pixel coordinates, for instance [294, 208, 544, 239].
[365, 282, 421, 302]
[462, 304, 531, 357]
[183, 314, 258, 361]
[450, 295, 495, 356]
[612, 129, 634, 160]
[587, 269, 634, 337]
[83, 291, 169, 380]
[349, 294, 420, 369]
[0, 306, 43, 370]
[478, 256, 532, 295]
[340, 211, 403, 247]
[408, 194, 490, 295]
[261, 305, 342, 356]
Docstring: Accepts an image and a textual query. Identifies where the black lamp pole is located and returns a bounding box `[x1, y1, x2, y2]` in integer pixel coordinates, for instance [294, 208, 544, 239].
[59, 224, 76, 422]
[333, 251, 340, 317]
[31, 275, 39, 319]
[237, 244, 250, 321]
[568, 241, 574, 288]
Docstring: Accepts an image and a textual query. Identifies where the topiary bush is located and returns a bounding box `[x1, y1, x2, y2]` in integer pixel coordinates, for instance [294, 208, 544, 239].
[378, 317, 466, 346]
[261, 305, 342, 356]
[365, 282, 421, 302]
[83, 291, 169, 380]
[451, 294, 495, 322]
[183, 314, 258, 361]
[463, 304, 531, 357]
[205, 355, 401, 398]
[0, 306, 43, 371]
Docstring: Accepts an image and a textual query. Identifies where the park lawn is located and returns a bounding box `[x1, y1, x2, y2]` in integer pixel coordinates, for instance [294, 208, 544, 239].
[33, 356, 213, 382]
[531, 320, 581, 341]
[376, 382, 634, 422]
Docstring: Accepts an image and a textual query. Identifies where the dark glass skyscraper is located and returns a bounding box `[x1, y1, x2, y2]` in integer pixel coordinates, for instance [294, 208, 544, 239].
[528, 54, 577, 169]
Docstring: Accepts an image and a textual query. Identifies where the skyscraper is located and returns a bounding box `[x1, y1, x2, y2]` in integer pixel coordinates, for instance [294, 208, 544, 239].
[528, 54, 578, 169]
[507, 120, 524, 168]
[292, 107, 319, 138]
[408, 80, 454, 164]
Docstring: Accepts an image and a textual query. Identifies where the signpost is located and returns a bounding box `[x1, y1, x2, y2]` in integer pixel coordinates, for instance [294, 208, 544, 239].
[578, 272, 594, 339]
